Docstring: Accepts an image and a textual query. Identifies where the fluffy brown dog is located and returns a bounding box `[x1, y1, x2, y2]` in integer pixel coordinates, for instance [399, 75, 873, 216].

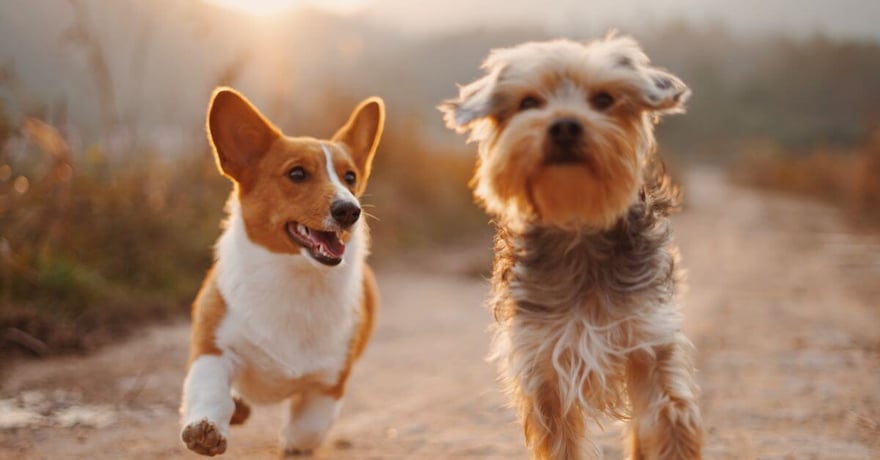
[440, 35, 703, 459]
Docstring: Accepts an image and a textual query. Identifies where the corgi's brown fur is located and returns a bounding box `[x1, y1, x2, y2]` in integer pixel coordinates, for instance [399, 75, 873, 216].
[180, 87, 384, 456]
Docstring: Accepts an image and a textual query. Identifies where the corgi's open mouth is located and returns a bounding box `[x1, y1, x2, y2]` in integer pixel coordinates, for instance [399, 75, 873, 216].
[286, 222, 345, 266]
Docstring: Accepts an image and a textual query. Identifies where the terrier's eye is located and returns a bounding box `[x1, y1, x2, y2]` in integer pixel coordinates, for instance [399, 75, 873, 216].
[344, 171, 356, 186]
[591, 92, 615, 111]
[288, 166, 308, 183]
[518, 96, 541, 111]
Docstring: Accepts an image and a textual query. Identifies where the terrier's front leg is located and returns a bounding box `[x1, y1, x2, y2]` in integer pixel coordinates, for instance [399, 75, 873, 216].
[180, 354, 236, 456]
[280, 390, 343, 455]
[515, 375, 589, 460]
[497, 322, 590, 460]
[626, 336, 703, 460]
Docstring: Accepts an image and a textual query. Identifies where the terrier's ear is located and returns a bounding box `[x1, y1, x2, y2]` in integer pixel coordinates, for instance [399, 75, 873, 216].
[206, 87, 281, 180]
[603, 35, 690, 114]
[636, 67, 690, 114]
[439, 66, 503, 133]
[332, 97, 385, 187]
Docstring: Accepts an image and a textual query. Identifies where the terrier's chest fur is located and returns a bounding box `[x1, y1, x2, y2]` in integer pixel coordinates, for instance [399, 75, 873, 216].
[489, 171, 685, 416]
[491, 167, 681, 313]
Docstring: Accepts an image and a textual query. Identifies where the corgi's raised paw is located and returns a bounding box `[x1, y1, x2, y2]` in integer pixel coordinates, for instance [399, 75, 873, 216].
[182, 418, 227, 456]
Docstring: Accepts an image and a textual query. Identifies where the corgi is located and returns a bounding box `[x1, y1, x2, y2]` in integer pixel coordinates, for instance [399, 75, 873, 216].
[179, 87, 384, 456]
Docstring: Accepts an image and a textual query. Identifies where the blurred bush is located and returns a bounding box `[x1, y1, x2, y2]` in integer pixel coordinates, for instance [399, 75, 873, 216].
[731, 127, 880, 223]
[368, 116, 488, 251]
[0, 93, 487, 360]
[0, 111, 229, 358]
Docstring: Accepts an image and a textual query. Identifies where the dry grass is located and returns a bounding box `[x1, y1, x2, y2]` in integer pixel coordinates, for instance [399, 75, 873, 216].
[0, 118, 228, 358]
[368, 119, 488, 253]
[731, 128, 880, 224]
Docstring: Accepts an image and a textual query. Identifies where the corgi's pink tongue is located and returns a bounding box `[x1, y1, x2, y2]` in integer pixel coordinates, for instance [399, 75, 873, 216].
[309, 230, 345, 258]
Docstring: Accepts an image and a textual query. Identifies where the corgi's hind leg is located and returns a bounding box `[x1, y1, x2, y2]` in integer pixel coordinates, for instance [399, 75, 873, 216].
[230, 391, 251, 426]
[280, 390, 343, 455]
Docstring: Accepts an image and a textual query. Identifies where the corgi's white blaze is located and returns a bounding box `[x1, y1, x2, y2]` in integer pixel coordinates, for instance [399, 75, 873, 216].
[322, 143, 358, 203]
[321, 144, 359, 229]
[181, 355, 235, 436]
[213, 197, 365, 396]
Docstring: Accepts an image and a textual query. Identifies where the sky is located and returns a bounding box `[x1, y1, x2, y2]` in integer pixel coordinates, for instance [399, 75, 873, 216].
[0, 0, 878, 150]
[363, 0, 880, 40]
[201, 0, 880, 41]
[204, 0, 368, 15]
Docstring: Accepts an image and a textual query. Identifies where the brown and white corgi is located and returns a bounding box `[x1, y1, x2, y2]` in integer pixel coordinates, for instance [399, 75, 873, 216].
[179, 87, 384, 456]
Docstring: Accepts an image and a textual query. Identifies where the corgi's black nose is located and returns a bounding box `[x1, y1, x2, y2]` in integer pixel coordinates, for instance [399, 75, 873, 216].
[548, 118, 583, 146]
[331, 200, 361, 227]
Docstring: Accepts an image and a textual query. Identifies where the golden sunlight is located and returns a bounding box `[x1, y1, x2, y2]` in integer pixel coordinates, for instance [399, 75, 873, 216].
[203, 0, 366, 16]
[204, 0, 299, 16]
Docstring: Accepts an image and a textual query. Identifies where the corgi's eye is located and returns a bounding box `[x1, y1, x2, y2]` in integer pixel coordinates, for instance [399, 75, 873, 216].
[344, 171, 356, 186]
[518, 96, 541, 111]
[288, 166, 308, 183]
[590, 92, 615, 111]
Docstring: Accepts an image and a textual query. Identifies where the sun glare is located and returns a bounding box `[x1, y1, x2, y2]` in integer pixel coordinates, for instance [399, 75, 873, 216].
[204, 0, 365, 17]
[205, 0, 298, 16]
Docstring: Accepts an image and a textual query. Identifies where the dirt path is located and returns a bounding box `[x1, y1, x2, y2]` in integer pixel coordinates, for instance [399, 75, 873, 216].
[1, 168, 878, 459]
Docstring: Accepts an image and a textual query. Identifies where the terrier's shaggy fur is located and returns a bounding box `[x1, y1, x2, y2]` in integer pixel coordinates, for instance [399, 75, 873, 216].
[441, 35, 703, 459]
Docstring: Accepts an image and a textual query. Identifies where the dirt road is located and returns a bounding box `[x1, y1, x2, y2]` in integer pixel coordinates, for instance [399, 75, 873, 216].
[1, 168, 878, 459]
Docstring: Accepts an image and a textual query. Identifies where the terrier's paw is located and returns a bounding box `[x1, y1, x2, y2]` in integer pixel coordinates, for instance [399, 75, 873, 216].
[181, 419, 227, 456]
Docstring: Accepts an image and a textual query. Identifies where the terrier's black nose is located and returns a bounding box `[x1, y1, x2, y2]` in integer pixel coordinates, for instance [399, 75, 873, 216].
[331, 200, 361, 227]
[548, 118, 583, 145]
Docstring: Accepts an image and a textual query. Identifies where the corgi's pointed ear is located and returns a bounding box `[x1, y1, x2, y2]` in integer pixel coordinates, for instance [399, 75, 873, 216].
[206, 87, 281, 180]
[332, 97, 385, 183]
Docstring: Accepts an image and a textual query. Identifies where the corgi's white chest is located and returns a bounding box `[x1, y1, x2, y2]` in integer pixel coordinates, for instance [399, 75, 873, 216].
[213, 202, 365, 382]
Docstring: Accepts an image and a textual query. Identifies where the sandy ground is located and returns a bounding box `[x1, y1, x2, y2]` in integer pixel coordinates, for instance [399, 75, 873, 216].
[1, 168, 878, 459]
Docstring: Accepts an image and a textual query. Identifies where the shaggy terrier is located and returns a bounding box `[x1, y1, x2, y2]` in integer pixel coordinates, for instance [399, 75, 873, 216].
[440, 35, 703, 459]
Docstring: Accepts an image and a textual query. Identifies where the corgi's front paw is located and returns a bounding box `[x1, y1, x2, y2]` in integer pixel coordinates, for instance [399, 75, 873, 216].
[182, 418, 227, 456]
